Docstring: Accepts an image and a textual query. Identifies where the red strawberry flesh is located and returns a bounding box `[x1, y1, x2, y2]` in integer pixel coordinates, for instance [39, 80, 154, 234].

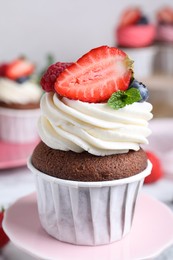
[5, 59, 35, 80]
[144, 151, 164, 184]
[54, 46, 133, 103]
[119, 8, 142, 27]
[157, 7, 173, 24]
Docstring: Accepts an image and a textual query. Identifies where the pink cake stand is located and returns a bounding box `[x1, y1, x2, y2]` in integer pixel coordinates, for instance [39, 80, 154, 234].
[3, 192, 173, 260]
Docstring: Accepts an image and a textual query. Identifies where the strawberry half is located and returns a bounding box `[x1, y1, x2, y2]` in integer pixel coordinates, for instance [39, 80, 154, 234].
[119, 7, 141, 27]
[54, 46, 133, 103]
[157, 7, 173, 24]
[5, 58, 35, 80]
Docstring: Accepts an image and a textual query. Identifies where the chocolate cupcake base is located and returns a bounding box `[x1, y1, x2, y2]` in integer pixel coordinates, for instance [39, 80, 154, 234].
[32, 141, 148, 182]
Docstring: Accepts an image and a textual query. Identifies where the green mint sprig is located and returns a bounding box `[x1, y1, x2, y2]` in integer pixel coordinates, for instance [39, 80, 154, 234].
[107, 88, 141, 110]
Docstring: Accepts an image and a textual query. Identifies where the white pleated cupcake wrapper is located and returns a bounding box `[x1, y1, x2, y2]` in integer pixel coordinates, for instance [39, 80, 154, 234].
[28, 159, 152, 246]
[0, 107, 40, 143]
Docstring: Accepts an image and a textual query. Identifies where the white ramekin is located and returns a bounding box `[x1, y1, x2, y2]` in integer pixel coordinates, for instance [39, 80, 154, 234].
[0, 107, 40, 143]
[28, 158, 152, 246]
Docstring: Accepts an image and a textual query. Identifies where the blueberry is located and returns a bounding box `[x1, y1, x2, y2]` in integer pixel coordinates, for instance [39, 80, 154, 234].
[137, 16, 149, 25]
[16, 76, 30, 84]
[129, 79, 149, 102]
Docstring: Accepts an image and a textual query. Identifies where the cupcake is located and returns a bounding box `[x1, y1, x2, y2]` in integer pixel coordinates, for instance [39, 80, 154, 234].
[28, 46, 153, 246]
[116, 7, 157, 78]
[0, 58, 43, 143]
[157, 7, 173, 43]
[155, 7, 173, 74]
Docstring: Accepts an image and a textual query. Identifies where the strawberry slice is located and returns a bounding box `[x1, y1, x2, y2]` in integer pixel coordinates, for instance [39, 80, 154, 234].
[5, 58, 35, 80]
[54, 46, 133, 103]
[157, 7, 173, 24]
[119, 7, 141, 27]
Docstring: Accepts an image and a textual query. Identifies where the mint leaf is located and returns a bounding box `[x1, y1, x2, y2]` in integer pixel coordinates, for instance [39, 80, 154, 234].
[107, 88, 141, 110]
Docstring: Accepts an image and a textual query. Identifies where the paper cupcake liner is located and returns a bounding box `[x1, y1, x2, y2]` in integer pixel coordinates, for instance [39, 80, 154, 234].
[122, 46, 158, 79]
[0, 107, 40, 143]
[28, 159, 152, 246]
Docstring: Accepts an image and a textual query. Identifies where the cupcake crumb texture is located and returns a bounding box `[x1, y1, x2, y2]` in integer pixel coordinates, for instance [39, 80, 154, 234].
[32, 141, 148, 181]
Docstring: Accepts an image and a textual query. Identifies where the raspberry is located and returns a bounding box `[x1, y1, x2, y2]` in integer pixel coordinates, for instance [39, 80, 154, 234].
[0, 64, 8, 77]
[40, 62, 73, 92]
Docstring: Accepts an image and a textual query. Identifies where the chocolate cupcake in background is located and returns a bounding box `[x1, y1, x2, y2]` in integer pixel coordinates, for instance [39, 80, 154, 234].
[28, 46, 153, 246]
[157, 6, 173, 43]
[0, 57, 43, 143]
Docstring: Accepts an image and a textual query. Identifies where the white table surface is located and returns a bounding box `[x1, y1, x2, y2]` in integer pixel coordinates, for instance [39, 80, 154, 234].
[0, 166, 35, 209]
[1, 165, 173, 259]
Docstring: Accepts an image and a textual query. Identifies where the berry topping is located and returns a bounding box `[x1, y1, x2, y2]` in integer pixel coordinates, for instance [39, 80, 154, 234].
[137, 16, 149, 25]
[157, 7, 173, 24]
[40, 62, 72, 92]
[0, 64, 8, 77]
[144, 151, 164, 184]
[5, 58, 35, 80]
[16, 76, 31, 84]
[54, 46, 133, 103]
[129, 79, 149, 102]
[0, 209, 9, 248]
[119, 7, 142, 27]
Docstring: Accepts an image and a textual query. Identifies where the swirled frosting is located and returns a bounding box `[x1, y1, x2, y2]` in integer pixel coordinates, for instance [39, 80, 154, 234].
[38, 92, 153, 156]
[0, 78, 42, 104]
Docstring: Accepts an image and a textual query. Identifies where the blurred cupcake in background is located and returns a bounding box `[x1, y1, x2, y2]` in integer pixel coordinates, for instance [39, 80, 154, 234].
[155, 7, 173, 74]
[116, 7, 157, 79]
[157, 6, 173, 43]
[0, 57, 43, 143]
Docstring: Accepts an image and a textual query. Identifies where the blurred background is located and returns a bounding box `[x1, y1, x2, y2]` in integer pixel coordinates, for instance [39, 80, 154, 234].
[1, 0, 173, 259]
[1, 0, 173, 117]
[0, 0, 172, 63]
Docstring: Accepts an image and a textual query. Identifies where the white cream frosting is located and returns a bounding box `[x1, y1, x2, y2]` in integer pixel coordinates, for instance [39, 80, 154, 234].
[38, 92, 153, 156]
[0, 78, 42, 104]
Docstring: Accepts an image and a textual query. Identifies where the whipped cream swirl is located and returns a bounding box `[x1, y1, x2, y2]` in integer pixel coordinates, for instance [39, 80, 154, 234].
[0, 78, 42, 104]
[38, 93, 153, 156]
